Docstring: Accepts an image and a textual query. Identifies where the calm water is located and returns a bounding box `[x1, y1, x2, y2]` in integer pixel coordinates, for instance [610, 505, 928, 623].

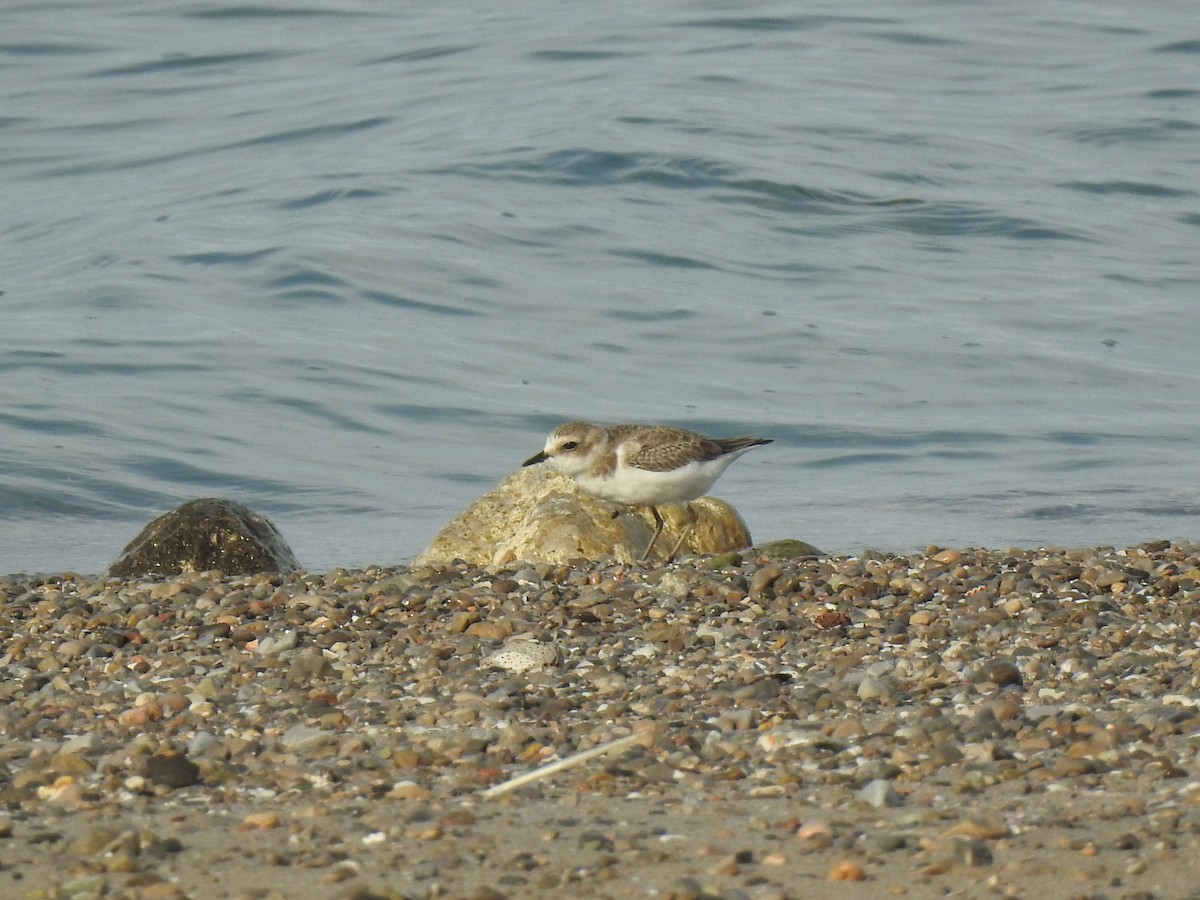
[3, 0, 1199, 574]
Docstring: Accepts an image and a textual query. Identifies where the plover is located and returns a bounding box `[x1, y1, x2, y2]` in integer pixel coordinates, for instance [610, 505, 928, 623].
[523, 421, 771, 561]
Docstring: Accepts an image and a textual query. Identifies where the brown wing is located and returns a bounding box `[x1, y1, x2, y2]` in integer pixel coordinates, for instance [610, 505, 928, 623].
[618, 427, 724, 472]
[610, 425, 771, 472]
[715, 436, 772, 455]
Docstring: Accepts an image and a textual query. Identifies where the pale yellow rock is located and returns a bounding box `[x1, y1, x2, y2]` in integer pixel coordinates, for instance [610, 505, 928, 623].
[414, 466, 753, 567]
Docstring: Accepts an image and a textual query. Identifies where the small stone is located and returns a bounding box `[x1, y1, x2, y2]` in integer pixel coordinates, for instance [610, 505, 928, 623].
[186, 732, 223, 758]
[320, 862, 359, 884]
[663, 877, 704, 899]
[288, 651, 332, 681]
[827, 860, 866, 881]
[828, 719, 867, 740]
[60, 733, 101, 755]
[388, 781, 431, 800]
[749, 565, 783, 596]
[1054, 757, 1099, 777]
[70, 828, 120, 857]
[60, 875, 109, 896]
[56, 639, 92, 659]
[483, 639, 559, 673]
[145, 753, 200, 789]
[970, 659, 1023, 686]
[448, 610, 480, 633]
[578, 831, 615, 852]
[254, 631, 298, 655]
[857, 674, 892, 701]
[709, 854, 740, 876]
[858, 779, 903, 808]
[138, 882, 189, 899]
[50, 751, 93, 775]
[954, 838, 993, 866]
[118, 707, 151, 727]
[240, 811, 282, 831]
[104, 851, 139, 873]
[281, 724, 337, 753]
[941, 819, 1010, 840]
[466, 621, 510, 641]
[754, 539, 822, 558]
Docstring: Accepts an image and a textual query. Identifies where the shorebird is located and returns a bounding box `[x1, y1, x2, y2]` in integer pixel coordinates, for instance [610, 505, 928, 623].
[523, 421, 771, 561]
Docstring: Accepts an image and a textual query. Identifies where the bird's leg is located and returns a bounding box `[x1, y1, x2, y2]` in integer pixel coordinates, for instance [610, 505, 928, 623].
[665, 503, 696, 561]
[639, 506, 666, 562]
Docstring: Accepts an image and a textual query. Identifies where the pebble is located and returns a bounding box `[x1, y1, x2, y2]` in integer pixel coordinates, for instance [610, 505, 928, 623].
[482, 638, 560, 673]
[145, 752, 201, 789]
[5, 541, 1200, 898]
[971, 659, 1023, 686]
[827, 860, 866, 881]
[857, 779, 903, 809]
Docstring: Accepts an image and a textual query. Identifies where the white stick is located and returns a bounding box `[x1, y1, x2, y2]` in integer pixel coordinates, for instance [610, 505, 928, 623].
[481, 730, 653, 799]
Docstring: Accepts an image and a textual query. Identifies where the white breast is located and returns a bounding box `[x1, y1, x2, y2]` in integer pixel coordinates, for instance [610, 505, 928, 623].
[573, 452, 745, 506]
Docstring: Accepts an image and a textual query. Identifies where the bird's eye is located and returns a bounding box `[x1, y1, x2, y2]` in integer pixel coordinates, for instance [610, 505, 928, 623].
[561, 441, 579, 451]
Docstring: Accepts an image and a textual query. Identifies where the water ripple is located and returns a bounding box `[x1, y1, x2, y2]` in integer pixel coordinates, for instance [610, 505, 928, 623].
[1156, 39, 1200, 54]
[183, 5, 376, 20]
[371, 45, 478, 65]
[429, 148, 1075, 241]
[678, 15, 886, 32]
[360, 290, 484, 317]
[39, 117, 391, 177]
[1060, 180, 1196, 198]
[91, 52, 287, 78]
[609, 249, 717, 269]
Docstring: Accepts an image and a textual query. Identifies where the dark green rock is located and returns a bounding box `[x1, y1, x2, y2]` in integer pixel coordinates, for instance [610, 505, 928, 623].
[752, 538, 823, 559]
[704, 551, 743, 569]
[108, 498, 300, 577]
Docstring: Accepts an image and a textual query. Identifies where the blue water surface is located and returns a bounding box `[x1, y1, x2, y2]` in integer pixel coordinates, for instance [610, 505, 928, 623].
[3, 0, 1199, 573]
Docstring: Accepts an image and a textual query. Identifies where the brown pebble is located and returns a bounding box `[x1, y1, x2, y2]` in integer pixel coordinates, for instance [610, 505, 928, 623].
[388, 782, 431, 800]
[827, 722, 866, 746]
[941, 819, 1010, 840]
[50, 752, 93, 776]
[118, 707, 152, 727]
[710, 856, 740, 876]
[1055, 757, 1099, 777]
[750, 565, 783, 596]
[145, 753, 200, 789]
[139, 883, 189, 899]
[465, 621, 509, 640]
[970, 659, 1023, 686]
[319, 863, 359, 884]
[70, 827, 120, 857]
[447, 610, 479, 633]
[240, 811, 282, 831]
[828, 861, 866, 881]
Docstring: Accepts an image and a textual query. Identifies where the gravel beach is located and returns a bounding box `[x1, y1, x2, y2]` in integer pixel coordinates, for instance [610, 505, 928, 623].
[4, 542, 1200, 900]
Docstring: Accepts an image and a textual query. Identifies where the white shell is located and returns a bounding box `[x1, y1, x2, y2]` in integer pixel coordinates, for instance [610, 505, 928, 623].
[483, 639, 559, 673]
